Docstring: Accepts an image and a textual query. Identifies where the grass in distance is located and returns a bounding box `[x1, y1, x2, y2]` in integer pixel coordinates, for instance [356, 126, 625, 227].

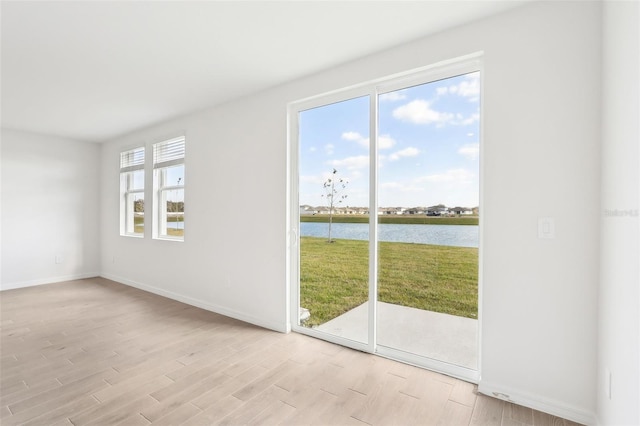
[133, 216, 183, 237]
[300, 236, 478, 327]
[300, 214, 478, 226]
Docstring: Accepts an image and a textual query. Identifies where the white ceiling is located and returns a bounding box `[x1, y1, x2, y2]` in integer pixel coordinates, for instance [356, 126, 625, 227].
[1, 1, 529, 143]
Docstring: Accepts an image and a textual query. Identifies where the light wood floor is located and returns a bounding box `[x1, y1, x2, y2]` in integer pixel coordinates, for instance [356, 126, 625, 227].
[1, 278, 582, 426]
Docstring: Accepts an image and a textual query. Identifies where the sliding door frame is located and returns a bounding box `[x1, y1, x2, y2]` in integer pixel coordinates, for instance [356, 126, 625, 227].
[287, 53, 484, 382]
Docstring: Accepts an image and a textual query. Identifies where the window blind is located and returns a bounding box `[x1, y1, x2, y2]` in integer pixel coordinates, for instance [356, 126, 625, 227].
[120, 147, 145, 173]
[153, 137, 185, 169]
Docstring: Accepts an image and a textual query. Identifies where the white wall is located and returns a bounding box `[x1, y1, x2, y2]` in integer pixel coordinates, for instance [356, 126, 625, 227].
[598, 1, 640, 425]
[0, 128, 101, 289]
[98, 2, 601, 422]
[473, 3, 600, 423]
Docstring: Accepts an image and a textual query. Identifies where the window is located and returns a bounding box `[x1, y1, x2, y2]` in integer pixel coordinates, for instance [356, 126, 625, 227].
[120, 147, 145, 237]
[153, 137, 185, 240]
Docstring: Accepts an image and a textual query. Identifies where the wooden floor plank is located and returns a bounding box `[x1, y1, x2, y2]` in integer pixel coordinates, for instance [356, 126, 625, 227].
[450, 379, 478, 407]
[246, 400, 297, 425]
[190, 375, 250, 411]
[279, 388, 338, 425]
[8, 369, 114, 417]
[20, 396, 99, 426]
[0, 377, 62, 408]
[231, 359, 300, 402]
[470, 393, 505, 426]
[504, 401, 535, 424]
[149, 402, 201, 426]
[350, 372, 407, 424]
[142, 372, 234, 423]
[0, 278, 584, 426]
[533, 409, 568, 426]
[114, 413, 151, 426]
[181, 395, 244, 426]
[311, 389, 368, 426]
[438, 399, 475, 425]
[217, 385, 290, 426]
[82, 395, 159, 426]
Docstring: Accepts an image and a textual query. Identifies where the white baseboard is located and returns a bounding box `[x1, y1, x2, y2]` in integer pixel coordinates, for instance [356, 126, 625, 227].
[478, 380, 596, 425]
[0, 273, 99, 291]
[100, 273, 289, 334]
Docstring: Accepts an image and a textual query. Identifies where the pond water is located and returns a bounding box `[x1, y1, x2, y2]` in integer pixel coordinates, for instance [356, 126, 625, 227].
[300, 222, 478, 248]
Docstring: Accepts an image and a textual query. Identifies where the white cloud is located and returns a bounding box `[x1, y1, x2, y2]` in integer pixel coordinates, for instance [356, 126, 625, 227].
[378, 134, 396, 149]
[380, 182, 403, 190]
[457, 73, 480, 99]
[392, 100, 454, 125]
[380, 181, 422, 192]
[419, 168, 474, 184]
[309, 146, 317, 152]
[458, 113, 479, 126]
[389, 147, 420, 161]
[350, 170, 363, 180]
[328, 155, 369, 170]
[436, 72, 480, 102]
[300, 175, 325, 185]
[379, 91, 407, 102]
[342, 131, 396, 150]
[341, 131, 362, 141]
[392, 99, 478, 127]
[458, 143, 479, 160]
[324, 144, 334, 155]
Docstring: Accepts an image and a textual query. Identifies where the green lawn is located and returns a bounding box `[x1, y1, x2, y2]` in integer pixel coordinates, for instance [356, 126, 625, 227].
[300, 236, 478, 327]
[133, 216, 183, 237]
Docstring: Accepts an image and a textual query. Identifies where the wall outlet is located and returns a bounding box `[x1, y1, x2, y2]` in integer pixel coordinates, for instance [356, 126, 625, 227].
[492, 392, 511, 401]
[55, 254, 64, 264]
[605, 369, 612, 399]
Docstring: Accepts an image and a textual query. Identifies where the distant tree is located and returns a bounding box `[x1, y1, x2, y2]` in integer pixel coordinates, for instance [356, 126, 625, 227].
[134, 199, 144, 213]
[166, 201, 184, 214]
[321, 169, 348, 243]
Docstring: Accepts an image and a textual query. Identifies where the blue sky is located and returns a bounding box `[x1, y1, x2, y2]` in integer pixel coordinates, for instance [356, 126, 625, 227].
[299, 72, 480, 208]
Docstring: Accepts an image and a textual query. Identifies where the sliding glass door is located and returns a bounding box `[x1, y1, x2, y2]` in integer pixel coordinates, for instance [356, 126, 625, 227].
[296, 94, 371, 348]
[376, 74, 480, 371]
[290, 58, 482, 380]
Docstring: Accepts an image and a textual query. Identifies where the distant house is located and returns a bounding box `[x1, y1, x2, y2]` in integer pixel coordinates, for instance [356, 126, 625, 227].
[343, 207, 368, 215]
[379, 207, 404, 215]
[427, 204, 448, 216]
[404, 207, 426, 215]
[451, 207, 474, 215]
[299, 205, 317, 215]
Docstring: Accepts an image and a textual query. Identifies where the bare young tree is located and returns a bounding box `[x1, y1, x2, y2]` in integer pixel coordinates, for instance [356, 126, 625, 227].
[322, 168, 348, 243]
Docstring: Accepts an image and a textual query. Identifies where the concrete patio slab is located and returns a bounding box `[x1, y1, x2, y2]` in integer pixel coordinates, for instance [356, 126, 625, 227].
[316, 302, 477, 369]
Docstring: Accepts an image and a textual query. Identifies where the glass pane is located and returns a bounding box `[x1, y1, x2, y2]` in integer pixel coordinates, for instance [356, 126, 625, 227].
[162, 188, 184, 238]
[164, 164, 185, 186]
[130, 170, 144, 190]
[298, 95, 370, 344]
[126, 192, 144, 236]
[377, 72, 480, 368]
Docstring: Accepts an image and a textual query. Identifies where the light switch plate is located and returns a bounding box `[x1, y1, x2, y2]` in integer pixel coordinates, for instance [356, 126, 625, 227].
[538, 217, 555, 239]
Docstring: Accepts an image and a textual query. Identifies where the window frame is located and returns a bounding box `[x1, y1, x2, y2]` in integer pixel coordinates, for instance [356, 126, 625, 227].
[287, 53, 484, 382]
[119, 147, 145, 238]
[152, 136, 186, 241]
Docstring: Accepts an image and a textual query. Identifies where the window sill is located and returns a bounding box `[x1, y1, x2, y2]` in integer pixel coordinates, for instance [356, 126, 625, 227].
[120, 233, 144, 238]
